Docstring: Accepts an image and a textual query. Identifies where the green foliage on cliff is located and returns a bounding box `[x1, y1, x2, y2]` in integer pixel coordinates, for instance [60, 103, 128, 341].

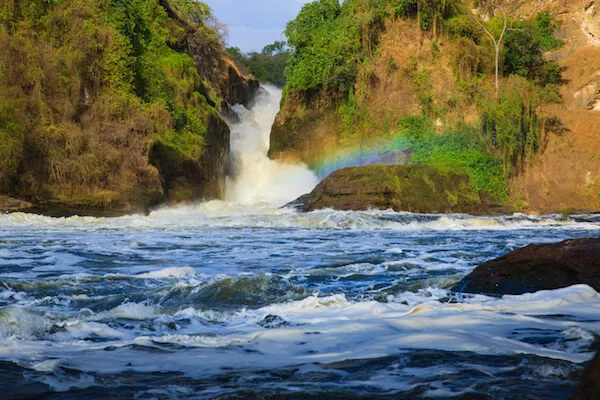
[283, 0, 565, 184]
[284, 0, 359, 94]
[283, 0, 469, 96]
[503, 12, 564, 86]
[227, 42, 291, 87]
[477, 76, 562, 174]
[0, 0, 221, 202]
[392, 116, 508, 200]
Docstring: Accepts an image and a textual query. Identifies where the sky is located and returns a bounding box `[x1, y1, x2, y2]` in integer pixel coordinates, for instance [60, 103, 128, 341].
[203, 0, 310, 52]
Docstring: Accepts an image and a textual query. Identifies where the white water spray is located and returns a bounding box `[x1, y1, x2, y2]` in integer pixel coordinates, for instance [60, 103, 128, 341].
[225, 84, 319, 206]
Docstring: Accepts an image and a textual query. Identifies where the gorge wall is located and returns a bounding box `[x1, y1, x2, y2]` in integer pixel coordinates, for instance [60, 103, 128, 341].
[0, 0, 257, 216]
[269, 0, 600, 214]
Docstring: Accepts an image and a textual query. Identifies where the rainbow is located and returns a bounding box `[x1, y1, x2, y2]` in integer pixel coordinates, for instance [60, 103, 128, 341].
[313, 139, 410, 178]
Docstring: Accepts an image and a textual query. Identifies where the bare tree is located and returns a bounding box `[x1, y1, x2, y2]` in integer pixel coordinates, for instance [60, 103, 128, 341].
[473, 13, 508, 93]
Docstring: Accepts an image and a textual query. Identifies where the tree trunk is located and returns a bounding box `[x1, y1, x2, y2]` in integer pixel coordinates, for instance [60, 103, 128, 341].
[495, 45, 500, 92]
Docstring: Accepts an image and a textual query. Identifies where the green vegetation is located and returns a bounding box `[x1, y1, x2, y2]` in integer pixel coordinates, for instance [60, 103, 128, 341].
[281, 0, 566, 201]
[227, 41, 291, 87]
[503, 12, 564, 86]
[0, 0, 224, 204]
[392, 0, 467, 37]
[284, 0, 360, 94]
[477, 76, 562, 174]
[283, 0, 469, 95]
[392, 116, 508, 200]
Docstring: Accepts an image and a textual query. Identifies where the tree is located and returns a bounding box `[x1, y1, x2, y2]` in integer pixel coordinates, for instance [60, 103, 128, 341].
[285, 0, 341, 49]
[473, 13, 508, 93]
[171, 0, 212, 24]
[261, 41, 286, 56]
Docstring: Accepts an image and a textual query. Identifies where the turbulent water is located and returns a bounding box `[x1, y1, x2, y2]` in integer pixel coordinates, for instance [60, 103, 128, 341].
[1, 86, 600, 400]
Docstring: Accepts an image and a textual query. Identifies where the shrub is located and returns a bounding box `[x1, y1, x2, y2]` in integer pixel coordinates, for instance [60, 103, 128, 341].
[503, 12, 564, 86]
[391, 116, 508, 200]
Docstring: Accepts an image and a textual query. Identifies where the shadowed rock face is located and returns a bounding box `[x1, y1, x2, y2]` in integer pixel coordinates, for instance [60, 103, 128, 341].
[571, 348, 600, 400]
[452, 238, 600, 296]
[290, 165, 509, 215]
[149, 111, 231, 205]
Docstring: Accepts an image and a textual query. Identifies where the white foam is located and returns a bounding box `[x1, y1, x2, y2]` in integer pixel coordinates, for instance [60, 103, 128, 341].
[93, 302, 157, 321]
[0, 306, 51, 340]
[137, 267, 196, 279]
[30, 359, 61, 373]
[2, 207, 599, 233]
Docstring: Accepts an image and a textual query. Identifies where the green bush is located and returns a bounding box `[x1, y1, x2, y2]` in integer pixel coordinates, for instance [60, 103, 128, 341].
[285, 0, 361, 94]
[503, 12, 564, 86]
[391, 116, 508, 200]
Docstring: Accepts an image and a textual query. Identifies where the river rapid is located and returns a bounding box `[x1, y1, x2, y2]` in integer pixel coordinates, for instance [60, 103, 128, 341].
[1, 86, 599, 399]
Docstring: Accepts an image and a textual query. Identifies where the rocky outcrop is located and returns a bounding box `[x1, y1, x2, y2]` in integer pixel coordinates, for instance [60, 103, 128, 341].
[290, 165, 510, 215]
[0, 196, 32, 213]
[452, 238, 600, 296]
[149, 112, 231, 203]
[223, 61, 260, 110]
[571, 348, 600, 400]
[269, 91, 340, 168]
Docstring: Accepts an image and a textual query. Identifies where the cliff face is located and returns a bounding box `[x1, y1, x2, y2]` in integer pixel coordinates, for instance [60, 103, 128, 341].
[496, 0, 600, 213]
[0, 0, 258, 215]
[270, 0, 600, 213]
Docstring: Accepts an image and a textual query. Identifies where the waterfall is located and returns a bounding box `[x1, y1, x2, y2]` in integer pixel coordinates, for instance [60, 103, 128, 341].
[225, 84, 319, 206]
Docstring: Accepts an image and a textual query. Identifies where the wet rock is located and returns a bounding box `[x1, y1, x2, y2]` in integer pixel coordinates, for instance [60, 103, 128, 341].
[258, 314, 290, 329]
[571, 348, 600, 399]
[166, 322, 177, 331]
[289, 165, 510, 215]
[452, 238, 600, 296]
[0, 196, 32, 213]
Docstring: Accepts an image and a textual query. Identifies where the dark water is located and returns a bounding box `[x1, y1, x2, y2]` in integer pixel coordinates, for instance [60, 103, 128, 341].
[0, 208, 599, 399]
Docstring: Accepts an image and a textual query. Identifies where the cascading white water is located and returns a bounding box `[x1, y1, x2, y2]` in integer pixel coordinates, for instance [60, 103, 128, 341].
[225, 84, 319, 206]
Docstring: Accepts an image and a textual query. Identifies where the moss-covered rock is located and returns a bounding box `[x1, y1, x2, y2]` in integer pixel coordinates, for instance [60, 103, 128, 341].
[292, 165, 510, 215]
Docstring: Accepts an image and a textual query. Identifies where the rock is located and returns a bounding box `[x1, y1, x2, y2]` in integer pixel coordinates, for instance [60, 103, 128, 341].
[452, 238, 600, 296]
[224, 64, 260, 108]
[290, 165, 510, 215]
[571, 348, 600, 400]
[0, 196, 32, 213]
[149, 112, 230, 204]
[573, 81, 600, 109]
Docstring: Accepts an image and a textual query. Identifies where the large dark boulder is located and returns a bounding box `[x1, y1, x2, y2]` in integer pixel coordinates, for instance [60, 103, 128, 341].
[452, 238, 600, 296]
[291, 165, 509, 215]
[571, 348, 600, 400]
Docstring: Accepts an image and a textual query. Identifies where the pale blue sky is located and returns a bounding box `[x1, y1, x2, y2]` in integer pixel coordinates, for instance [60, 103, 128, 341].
[203, 0, 310, 52]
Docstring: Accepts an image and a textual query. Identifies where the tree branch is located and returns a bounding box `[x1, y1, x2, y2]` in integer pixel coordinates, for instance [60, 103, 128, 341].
[472, 15, 497, 45]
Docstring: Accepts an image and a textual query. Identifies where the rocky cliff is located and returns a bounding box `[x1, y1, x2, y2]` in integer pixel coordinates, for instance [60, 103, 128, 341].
[494, 0, 600, 213]
[0, 0, 258, 216]
[270, 0, 600, 214]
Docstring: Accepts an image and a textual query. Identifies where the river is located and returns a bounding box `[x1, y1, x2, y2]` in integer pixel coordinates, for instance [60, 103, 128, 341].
[0, 85, 599, 399]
